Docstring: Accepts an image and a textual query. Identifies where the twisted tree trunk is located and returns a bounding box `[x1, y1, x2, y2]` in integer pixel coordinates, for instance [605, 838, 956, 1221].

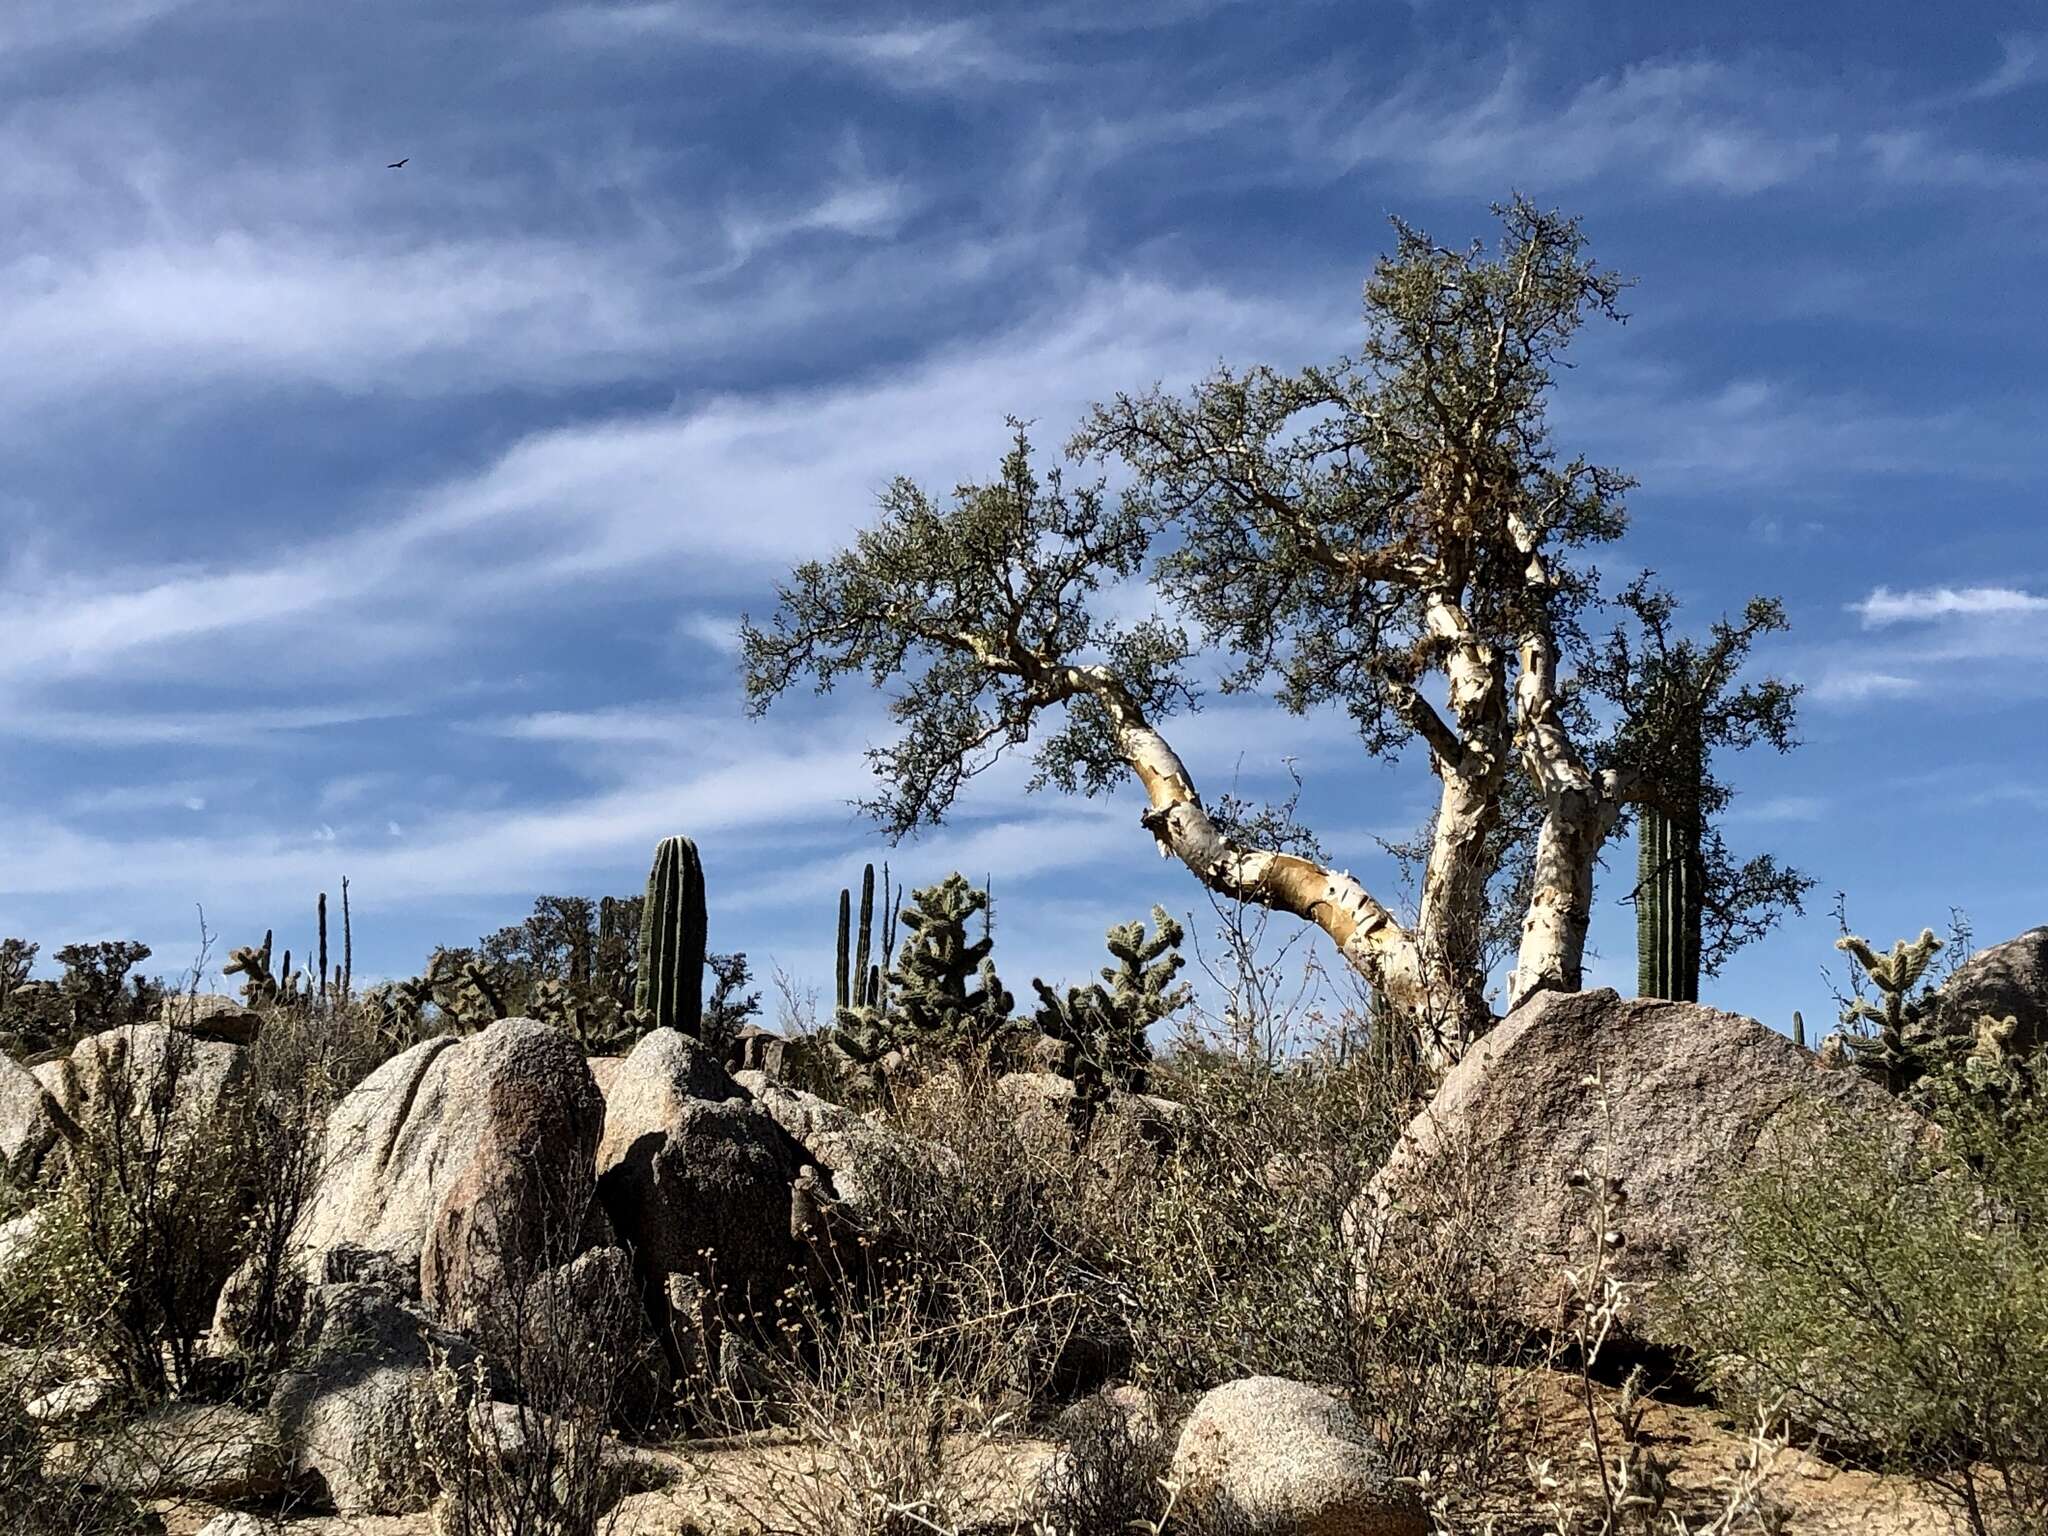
[1510, 625, 1633, 1007]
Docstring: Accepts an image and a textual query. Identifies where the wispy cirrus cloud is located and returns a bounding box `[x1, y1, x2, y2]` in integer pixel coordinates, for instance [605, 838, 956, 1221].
[1330, 58, 1843, 195]
[0, 0, 206, 59]
[1962, 32, 2048, 101]
[549, 4, 1044, 91]
[0, 273, 1334, 693]
[1853, 584, 2048, 625]
[1809, 669, 1922, 705]
[1805, 583, 2048, 710]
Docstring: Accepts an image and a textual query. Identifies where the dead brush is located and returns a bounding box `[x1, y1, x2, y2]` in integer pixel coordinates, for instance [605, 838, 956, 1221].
[680, 1234, 1083, 1536]
[410, 1171, 653, 1536]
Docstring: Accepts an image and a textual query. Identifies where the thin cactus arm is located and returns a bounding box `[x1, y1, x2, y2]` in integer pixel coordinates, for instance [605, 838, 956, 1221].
[835, 887, 852, 1010]
[854, 863, 875, 1008]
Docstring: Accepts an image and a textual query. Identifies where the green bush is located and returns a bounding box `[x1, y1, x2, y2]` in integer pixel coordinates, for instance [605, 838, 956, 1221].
[0, 1029, 248, 1396]
[1670, 1098, 2048, 1536]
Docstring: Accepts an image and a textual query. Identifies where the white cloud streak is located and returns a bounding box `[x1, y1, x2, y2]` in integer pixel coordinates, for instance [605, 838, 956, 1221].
[1854, 585, 2048, 626]
[0, 274, 1333, 691]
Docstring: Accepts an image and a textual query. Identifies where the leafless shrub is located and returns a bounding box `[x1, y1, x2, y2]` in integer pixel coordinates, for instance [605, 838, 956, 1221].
[411, 1170, 651, 1536]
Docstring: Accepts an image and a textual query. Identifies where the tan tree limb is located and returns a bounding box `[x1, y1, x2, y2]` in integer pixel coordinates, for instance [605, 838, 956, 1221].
[1038, 659, 1431, 1022]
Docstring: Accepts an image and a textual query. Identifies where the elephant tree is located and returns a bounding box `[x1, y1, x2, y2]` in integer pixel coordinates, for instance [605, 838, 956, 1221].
[742, 197, 1800, 1068]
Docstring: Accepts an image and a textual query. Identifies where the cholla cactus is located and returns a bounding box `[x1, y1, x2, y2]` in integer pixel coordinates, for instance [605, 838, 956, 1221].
[1835, 928, 1943, 1096]
[530, 975, 632, 1055]
[892, 874, 1013, 1053]
[405, 950, 506, 1033]
[832, 873, 1011, 1066]
[224, 930, 281, 1008]
[363, 975, 434, 1050]
[1919, 1012, 2047, 1133]
[1031, 905, 1188, 1112]
[225, 930, 317, 1009]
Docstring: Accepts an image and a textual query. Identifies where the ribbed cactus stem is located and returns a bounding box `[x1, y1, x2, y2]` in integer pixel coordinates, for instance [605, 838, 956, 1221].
[341, 877, 352, 1004]
[854, 863, 875, 1009]
[636, 835, 706, 1036]
[1636, 802, 1702, 1002]
[835, 887, 852, 1010]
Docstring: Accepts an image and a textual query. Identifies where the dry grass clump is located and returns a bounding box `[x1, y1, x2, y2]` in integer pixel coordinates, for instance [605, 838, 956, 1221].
[718, 1012, 1520, 1531]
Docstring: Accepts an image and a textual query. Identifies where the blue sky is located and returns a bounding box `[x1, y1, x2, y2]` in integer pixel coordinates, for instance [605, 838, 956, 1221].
[2, 0, 2043, 1033]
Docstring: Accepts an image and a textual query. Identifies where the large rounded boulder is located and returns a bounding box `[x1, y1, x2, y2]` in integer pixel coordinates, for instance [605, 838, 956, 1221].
[1935, 924, 2048, 1053]
[736, 1072, 951, 1230]
[292, 1019, 603, 1312]
[0, 1053, 75, 1189]
[1358, 987, 1933, 1348]
[418, 1019, 607, 1328]
[2, 1023, 243, 1201]
[595, 1029, 807, 1314]
[1170, 1376, 1424, 1535]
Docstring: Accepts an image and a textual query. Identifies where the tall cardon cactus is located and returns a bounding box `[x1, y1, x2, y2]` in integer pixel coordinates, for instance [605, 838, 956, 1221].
[1636, 798, 1702, 1003]
[834, 861, 897, 1016]
[635, 835, 707, 1036]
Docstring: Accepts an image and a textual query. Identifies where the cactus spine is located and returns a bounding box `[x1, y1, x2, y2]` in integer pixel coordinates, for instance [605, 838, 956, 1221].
[635, 836, 706, 1036]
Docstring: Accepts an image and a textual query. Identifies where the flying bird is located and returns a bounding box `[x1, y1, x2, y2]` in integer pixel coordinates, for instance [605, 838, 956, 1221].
[387, 158, 408, 169]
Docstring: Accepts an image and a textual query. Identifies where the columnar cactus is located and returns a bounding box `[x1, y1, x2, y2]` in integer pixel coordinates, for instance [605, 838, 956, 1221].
[835, 887, 852, 1011]
[596, 894, 637, 1011]
[635, 835, 706, 1037]
[1636, 798, 1702, 1003]
[854, 863, 876, 1008]
[834, 862, 895, 1014]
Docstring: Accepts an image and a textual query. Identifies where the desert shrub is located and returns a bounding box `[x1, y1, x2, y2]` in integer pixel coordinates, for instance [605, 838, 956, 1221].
[1096, 1042, 1511, 1489]
[1670, 1099, 2048, 1536]
[681, 1218, 1081, 1536]
[1028, 1396, 1181, 1536]
[0, 1348, 161, 1536]
[212, 998, 392, 1378]
[835, 1033, 1514, 1517]
[0, 1025, 248, 1395]
[0, 992, 395, 1395]
[870, 1064, 1113, 1357]
[0, 939, 163, 1063]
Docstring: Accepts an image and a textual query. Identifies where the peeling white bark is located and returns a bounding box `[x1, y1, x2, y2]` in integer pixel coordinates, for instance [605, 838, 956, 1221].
[1061, 664, 1442, 1049]
[1509, 626, 1629, 1007]
[1409, 596, 1510, 1059]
